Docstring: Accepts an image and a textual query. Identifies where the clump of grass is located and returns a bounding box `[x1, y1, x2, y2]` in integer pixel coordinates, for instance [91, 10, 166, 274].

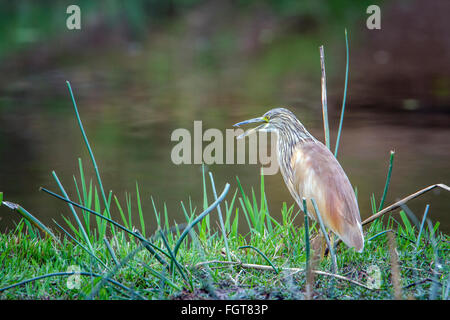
[1, 156, 449, 300]
[2, 168, 448, 300]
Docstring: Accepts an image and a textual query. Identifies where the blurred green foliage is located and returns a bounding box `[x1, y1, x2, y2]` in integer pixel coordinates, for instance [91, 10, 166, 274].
[0, 0, 379, 58]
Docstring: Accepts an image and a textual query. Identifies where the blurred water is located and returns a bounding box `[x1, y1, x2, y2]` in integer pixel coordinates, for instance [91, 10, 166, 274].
[0, 1, 449, 235]
[0, 76, 448, 234]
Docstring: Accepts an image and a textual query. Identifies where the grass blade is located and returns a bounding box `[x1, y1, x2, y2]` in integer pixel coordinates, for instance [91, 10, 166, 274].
[0, 271, 139, 296]
[88, 245, 147, 300]
[136, 182, 145, 237]
[1, 200, 58, 242]
[103, 237, 119, 266]
[334, 28, 349, 157]
[208, 172, 230, 261]
[378, 150, 395, 211]
[159, 230, 190, 286]
[416, 204, 430, 247]
[173, 183, 230, 258]
[114, 195, 129, 230]
[40, 187, 170, 265]
[52, 171, 93, 252]
[302, 198, 311, 270]
[53, 220, 107, 269]
[239, 245, 278, 274]
[66, 81, 115, 237]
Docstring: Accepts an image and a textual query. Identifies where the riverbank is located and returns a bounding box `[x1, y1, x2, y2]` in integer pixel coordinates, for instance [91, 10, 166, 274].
[1, 177, 448, 300]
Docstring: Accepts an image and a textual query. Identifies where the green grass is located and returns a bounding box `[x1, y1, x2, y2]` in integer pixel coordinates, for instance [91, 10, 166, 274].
[0, 173, 449, 299]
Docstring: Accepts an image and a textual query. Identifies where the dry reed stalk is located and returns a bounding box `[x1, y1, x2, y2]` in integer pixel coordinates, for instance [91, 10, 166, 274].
[333, 184, 449, 249]
[362, 184, 449, 226]
[387, 231, 403, 299]
[195, 261, 372, 290]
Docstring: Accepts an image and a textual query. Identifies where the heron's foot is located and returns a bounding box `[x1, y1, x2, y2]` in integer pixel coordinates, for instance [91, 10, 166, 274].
[310, 232, 333, 260]
[323, 231, 335, 257]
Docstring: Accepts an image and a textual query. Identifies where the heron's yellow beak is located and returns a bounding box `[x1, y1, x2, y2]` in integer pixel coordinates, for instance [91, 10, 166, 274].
[233, 117, 269, 139]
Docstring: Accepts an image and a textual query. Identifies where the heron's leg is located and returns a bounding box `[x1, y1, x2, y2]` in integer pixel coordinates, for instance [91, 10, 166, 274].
[310, 232, 326, 261]
[323, 231, 334, 257]
[321, 235, 328, 258]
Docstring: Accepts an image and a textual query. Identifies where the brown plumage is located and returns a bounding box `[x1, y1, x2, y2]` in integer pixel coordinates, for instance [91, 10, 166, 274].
[234, 108, 364, 252]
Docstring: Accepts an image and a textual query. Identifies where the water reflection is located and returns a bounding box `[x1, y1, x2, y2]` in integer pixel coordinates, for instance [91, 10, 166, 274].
[1, 93, 449, 234]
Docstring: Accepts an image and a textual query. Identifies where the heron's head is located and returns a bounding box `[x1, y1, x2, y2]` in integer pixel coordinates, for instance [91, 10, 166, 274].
[233, 108, 303, 139]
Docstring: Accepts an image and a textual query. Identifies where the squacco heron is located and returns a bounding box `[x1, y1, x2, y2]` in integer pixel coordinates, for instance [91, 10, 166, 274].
[234, 108, 364, 252]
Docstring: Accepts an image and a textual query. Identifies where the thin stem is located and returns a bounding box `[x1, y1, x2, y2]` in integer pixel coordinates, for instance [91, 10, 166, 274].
[334, 29, 349, 158]
[66, 81, 115, 236]
[238, 245, 278, 274]
[40, 187, 170, 265]
[0, 272, 143, 298]
[52, 171, 93, 252]
[302, 198, 311, 272]
[88, 245, 147, 300]
[195, 261, 373, 290]
[426, 218, 440, 299]
[209, 172, 230, 261]
[53, 220, 108, 270]
[172, 183, 230, 258]
[363, 183, 449, 226]
[159, 230, 190, 286]
[378, 150, 395, 211]
[387, 231, 402, 299]
[2, 200, 58, 242]
[416, 204, 430, 247]
[104, 237, 120, 266]
[303, 198, 312, 299]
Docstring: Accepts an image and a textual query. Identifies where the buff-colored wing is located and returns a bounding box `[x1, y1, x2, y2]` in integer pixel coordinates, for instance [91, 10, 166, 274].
[290, 141, 364, 252]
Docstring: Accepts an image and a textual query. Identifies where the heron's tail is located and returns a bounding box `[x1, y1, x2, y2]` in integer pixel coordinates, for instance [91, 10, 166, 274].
[339, 221, 364, 253]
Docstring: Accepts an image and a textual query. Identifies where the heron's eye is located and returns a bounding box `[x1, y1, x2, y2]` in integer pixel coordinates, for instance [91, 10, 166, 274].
[263, 115, 270, 122]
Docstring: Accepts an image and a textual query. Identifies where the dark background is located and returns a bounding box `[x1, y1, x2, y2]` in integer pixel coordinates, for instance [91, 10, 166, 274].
[0, 0, 449, 234]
